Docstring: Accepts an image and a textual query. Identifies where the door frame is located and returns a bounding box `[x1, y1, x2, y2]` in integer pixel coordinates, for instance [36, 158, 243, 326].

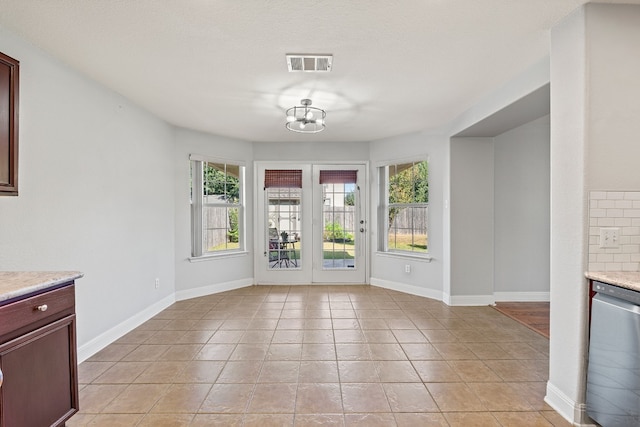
[254, 161, 370, 285]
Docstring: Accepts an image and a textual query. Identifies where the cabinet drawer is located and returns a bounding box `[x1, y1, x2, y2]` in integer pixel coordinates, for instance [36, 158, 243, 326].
[0, 284, 75, 337]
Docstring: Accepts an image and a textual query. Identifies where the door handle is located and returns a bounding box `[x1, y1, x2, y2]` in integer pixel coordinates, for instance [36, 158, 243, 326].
[0, 366, 3, 389]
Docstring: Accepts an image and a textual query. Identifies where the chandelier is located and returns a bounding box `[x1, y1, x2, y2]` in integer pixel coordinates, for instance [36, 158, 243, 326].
[285, 99, 326, 133]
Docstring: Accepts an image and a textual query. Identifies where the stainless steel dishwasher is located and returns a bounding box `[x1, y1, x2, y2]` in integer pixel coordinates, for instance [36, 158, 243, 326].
[586, 281, 640, 427]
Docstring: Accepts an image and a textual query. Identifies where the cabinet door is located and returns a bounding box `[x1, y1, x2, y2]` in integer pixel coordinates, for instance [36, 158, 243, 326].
[0, 315, 78, 427]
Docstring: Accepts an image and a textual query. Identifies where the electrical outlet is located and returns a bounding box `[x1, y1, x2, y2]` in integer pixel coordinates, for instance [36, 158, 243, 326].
[155, 278, 160, 289]
[405, 264, 411, 273]
[599, 228, 620, 249]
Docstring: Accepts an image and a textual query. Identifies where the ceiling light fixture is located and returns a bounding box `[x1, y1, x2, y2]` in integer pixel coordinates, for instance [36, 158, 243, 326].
[285, 99, 326, 133]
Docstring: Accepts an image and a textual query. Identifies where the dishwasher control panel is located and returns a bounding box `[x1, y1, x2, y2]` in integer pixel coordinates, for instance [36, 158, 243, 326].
[593, 280, 640, 305]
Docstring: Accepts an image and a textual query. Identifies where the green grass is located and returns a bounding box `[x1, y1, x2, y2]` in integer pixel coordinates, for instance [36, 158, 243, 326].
[388, 233, 428, 253]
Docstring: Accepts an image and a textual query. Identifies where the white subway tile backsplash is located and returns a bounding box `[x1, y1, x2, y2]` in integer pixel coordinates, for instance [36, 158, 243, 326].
[607, 192, 625, 200]
[589, 191, 640, 272]
[615, 200, 634, 209]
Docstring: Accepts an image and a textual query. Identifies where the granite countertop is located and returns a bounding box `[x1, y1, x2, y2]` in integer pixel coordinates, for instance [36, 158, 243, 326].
[0, 271, 83, 304]
[585, 271, 640, 293]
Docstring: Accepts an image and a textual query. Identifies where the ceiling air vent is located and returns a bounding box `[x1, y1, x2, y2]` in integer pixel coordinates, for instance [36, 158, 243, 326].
[286, 54, 333, 72]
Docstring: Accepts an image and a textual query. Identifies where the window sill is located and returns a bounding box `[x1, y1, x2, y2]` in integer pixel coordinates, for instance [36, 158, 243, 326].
[375, 251, 433, 262]
[188, 251, 249, 263]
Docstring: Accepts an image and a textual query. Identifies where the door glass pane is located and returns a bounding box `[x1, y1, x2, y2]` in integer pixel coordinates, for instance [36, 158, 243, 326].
[322, 182, 356, 269]
[267, 187, 301, 269]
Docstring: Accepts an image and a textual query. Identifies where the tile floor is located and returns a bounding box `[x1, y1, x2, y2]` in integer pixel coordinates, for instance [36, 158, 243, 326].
[70, 285, 570, 426]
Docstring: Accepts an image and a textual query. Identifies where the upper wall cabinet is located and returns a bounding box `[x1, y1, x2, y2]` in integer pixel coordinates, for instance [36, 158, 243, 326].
[0, 51, 19, 196]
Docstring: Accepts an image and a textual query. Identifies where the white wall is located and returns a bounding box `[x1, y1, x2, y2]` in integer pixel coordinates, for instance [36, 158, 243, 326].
[0, 26, 176, 359]
[494, 115, 550, 299]
[449, 137, 495, 304]
[547, 3, 640, 424]
[369, 132, 447, 300]
[252, 140, 369, 162]
[173, 128, 255, 299]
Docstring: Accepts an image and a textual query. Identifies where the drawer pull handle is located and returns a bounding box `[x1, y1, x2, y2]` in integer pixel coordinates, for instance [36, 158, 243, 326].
[36, 304, 48, 312]
[0, 367, 3, 389]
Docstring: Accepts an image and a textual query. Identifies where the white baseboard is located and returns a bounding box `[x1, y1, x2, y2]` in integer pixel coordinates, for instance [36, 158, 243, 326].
[175, 278, 253, 301]
[77, 293, 176, 363]
[545, 381, 598, 427]
[494, 291, 550, 302]
[446, 294, 496, 306]
[369, 277, 443, 301]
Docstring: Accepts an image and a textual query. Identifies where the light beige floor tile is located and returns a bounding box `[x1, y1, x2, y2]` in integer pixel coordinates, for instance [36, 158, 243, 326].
[300, 343, 336, 360]
[299, 360, 340, 382]
[400, 343, 442, 360]
[334, 329, 366, 343]
[150, 383, 212, 413]
[431, 342, 477, 360]
[247, 383, 297, 413]
[375, 360, 421, 382]
[86, 414, 144, 426]
[87, 344, 137, 362]
[412, 360, 462, 382]
[484, 359, 546, 381]
[363, 330, 398, 343]
[303, 329, 335, 343]
[443, 411, 501, 426]
[394, 413, 449, 426]
[75, 286, 567, 426]
[243, 413, 294, 427]
[102, 383, 168, 413]
[144, 330, 186, 345]
[333, 319, 361, 330]
[447, 360, 502, 382]
[190, 414, 243, 426]
[78, 361, 114, 384]
[121, 344, 171, 362]
[217, 360, 263, 383]
[344, 413, 397, 426]
[229, 343, 269, 360]
[78, 384, 128, 413]
[296, 383, 343, 413]
[174, 360, 224, 383]
[368, 343, 407, 360]
[425, 383, 485, 412]
[93, 362, 151, 384]
[338, 361, 380, 382]
[493, 411, 554, 426]
[468, 382, 534, 411]
[258, 360, 300, 382]
[294, 414, 345, 426]
[199, 383, 254, 413]
[266, 343, 303, 360]
[137, 413, 194, 426]
[336, 343, 372, 360]
[341, 383, 391, 412]
[134, 361, 187, 383]
[194, 343, 235, 360]
[208, 330, 244, 343]
[160, 343, 203, 361]
[383, 383, 439, 412]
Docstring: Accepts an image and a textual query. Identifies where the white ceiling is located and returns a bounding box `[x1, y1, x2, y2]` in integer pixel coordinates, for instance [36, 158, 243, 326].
[0, 1, 632, 142]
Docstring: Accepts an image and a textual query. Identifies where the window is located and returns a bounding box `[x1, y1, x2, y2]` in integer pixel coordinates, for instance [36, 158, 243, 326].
[379, 160, 428, 255]
[190, 156, 245, 257]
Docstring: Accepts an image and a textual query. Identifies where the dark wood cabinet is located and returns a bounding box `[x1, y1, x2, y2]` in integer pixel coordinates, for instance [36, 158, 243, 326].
[0, 51, 19, 196]
[0, 283, 78, 427]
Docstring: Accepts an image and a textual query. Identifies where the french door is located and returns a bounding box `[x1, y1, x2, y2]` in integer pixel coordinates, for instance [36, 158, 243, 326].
[255, 162, 367, 284]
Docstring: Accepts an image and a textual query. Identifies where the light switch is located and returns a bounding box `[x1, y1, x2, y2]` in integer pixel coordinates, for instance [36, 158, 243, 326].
[599, 227, 620, 249]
